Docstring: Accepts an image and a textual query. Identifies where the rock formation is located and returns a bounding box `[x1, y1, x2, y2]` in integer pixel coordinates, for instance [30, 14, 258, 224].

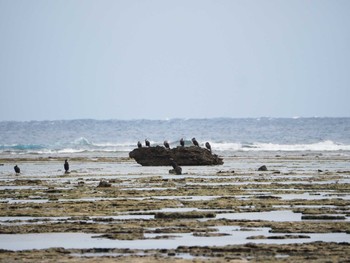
[129, 146, 223, 166]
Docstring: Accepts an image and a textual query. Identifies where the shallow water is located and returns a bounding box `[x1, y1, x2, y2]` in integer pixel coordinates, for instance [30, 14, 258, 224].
[0, 226, 349, 251]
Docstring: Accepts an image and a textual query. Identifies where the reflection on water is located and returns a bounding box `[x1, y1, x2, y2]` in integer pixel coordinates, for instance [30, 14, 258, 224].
[0, 226, 349, 251]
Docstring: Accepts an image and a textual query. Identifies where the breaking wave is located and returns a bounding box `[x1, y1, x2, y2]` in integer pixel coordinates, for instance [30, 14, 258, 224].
[211, 140, 350, 152]
[1, 139, 350, 154]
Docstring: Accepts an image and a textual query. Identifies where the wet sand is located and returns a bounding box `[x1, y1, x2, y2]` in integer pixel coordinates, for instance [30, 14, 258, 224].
[0, 153, 349, 262]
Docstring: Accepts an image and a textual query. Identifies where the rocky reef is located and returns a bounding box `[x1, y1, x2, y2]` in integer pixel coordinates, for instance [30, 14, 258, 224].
[129, 146, 224, 166]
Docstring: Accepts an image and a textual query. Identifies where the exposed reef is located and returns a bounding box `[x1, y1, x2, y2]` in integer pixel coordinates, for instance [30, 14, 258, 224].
[129, 146, 224, 166]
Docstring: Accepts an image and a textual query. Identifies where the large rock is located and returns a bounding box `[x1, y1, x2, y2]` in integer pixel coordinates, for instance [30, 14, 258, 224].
[129, 146, 223, 166]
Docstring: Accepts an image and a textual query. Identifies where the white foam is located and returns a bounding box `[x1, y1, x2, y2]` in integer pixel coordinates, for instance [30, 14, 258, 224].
[212, 140, 350, 152]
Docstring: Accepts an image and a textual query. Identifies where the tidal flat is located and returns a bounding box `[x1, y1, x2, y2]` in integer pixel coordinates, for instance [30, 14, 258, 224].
[0, 153, 349, 262]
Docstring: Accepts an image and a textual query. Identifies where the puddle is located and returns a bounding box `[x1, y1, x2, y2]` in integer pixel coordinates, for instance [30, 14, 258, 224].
[151, 196, 221, 201]
[0, 226, 349, 251]
[275, 193, 350, 200]
[216, 210, 302, 222]
[0, 186, 46, 190]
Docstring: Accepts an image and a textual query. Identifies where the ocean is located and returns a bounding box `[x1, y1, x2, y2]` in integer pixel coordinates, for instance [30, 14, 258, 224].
[1, 118, 350, 157]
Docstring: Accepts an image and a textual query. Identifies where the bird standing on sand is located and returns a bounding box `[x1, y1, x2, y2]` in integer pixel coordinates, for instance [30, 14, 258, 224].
[145, 139, 150, 147]
[14, 165, 20, 174]
[180, 138, 185, 147]
[192, 138, 199, 147]
[205, 142, 212, 152]
[64, 159, 69, 173]
[137, 141, 142, 148]
[164, 140, 170, 149]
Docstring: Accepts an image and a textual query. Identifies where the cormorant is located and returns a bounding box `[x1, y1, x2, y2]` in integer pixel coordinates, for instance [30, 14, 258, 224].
[205, 142, 212, 152]
[137, 141, 142, 148]
[145, 139, 150, 147]
[164, 140, 170, 149]
[192, 137, 199, 147]
[64, 159, 69, 173]
[180, 138, 185, 147]
[169, 158, 182, 175]
[14, 165, 20, 174]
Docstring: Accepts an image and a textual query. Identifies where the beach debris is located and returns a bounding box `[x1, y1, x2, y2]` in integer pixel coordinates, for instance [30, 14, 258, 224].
[97, 180, 112, 187]
[14, 165, 20, 174]
[258, 165, 268, 171]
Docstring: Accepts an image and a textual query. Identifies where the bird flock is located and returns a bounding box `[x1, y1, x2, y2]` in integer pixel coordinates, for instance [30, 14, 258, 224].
[138, 138, 212, 152]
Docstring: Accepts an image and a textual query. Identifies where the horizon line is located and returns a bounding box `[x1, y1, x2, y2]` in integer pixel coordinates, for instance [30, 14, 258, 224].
[1, 116, 350, 122]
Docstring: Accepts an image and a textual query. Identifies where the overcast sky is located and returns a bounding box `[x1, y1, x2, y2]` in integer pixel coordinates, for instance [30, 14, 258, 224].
[0, 0, 349, 121]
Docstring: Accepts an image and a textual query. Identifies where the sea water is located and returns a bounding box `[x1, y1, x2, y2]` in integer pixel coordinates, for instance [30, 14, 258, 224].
[1, 118, 350, 156]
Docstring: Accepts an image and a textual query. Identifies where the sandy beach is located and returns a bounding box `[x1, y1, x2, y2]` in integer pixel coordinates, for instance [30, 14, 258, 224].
[0, 152, 349, 262]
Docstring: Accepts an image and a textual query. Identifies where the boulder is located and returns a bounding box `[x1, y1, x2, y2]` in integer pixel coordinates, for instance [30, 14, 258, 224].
[258, 165, 268, 171]
[129, 146, 223, 166]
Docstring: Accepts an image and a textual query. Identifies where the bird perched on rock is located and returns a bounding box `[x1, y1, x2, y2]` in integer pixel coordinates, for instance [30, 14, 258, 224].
[137, 141, 142, 148]
[180, 138, 185, 147]
[164, 140, 170, 149]
[169, 158, 182, 175]
[205, 142, 212, 152]
[192, 137, 199, 147]
[145, 139, 150, 147]
[14, 165, 20, 174]
[64, 159, 69, 173]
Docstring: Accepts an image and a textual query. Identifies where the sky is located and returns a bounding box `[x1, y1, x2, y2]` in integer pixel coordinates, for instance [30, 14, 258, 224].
[0, 0, 349, 121]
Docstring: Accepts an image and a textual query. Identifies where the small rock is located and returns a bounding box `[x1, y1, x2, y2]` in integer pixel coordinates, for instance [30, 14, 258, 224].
[97, 180, 111, 187]
[258, 165, 268, 171]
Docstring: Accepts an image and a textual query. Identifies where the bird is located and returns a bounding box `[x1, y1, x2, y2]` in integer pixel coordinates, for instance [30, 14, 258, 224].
[145, 139, 150, 147]
[137, 141, 142, 148]
[180, 138, 185, 147]
[164, 140, 170, 149]
[14, 165, 20, 174]
[192, 137, 199, 147]
[169, 158, 182, 175]
[205, 142, 212, 152]
[64, 159, 69, 173]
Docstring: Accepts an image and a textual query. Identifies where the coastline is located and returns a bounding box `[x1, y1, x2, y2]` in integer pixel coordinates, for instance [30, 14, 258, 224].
[0, 151, 349, 262]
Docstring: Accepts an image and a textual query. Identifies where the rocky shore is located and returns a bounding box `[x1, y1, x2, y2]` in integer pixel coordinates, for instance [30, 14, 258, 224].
[0, 153, 349, 262]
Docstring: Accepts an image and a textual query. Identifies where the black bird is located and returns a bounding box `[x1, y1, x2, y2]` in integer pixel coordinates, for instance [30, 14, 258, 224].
[145, 139, 150, 147]
[205, 142, 212, 152]
[192, 137, 199, 147]
[14, 165, 20, 174]
[64, 159, 69, 173]
[137, 141, 142, 148]
[180, 138, 185, 147]
[164, 140, 170, 149]
[170, 158, 182, 175]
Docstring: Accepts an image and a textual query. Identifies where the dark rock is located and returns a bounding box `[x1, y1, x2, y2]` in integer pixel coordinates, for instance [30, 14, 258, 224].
[97, 180, 111, 187]
[155, 211, 216, 219]
[258, 165, 268, 171]
[129, 146, 223, 166]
